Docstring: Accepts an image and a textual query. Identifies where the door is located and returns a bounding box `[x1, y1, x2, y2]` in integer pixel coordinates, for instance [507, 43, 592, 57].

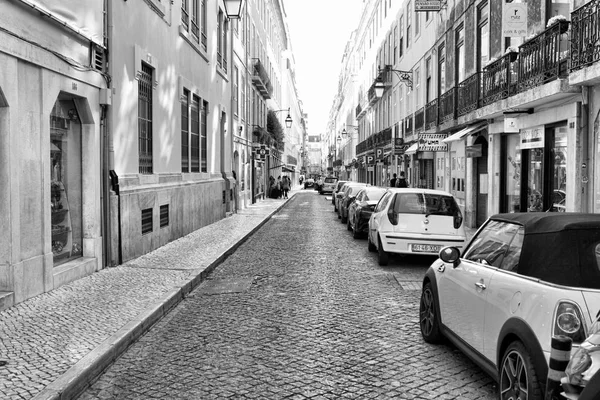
[475, 136, 488, 227]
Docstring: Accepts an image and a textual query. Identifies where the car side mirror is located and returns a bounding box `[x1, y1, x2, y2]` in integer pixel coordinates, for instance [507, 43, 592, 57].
[439, 246, 460, 267]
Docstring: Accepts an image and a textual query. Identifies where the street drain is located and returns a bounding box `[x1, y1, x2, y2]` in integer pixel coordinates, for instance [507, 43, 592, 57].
[0, 361, 7, 367]
[194, 278, 254, 295]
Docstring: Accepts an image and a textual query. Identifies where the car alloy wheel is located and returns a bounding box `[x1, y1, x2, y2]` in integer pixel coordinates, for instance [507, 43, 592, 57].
[500, 341, 543, 400]
[419, 282, 442, 343]
[378, 236, 389, 266]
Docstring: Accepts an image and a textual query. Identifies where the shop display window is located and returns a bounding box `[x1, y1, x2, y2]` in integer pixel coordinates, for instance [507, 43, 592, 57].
[50, 99, 83, 265]
[504, 134, 521, 212]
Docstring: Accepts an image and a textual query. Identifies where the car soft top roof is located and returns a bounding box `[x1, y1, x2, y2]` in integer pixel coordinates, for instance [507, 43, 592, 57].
[489, 213, 600, 234]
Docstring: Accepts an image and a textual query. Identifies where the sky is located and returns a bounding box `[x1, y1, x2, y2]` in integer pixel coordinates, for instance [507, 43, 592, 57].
[283, 0, 363, 136]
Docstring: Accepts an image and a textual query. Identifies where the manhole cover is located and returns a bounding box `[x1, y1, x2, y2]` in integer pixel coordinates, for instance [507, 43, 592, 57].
[195, 278, 254, 295]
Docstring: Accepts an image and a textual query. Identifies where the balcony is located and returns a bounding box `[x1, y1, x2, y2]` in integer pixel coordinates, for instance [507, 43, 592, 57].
[356, 103, 363, 119]
[405, 114, 414, 137]
[457, 73, 480, 117]
[438, 88, 456, 124]
[414, 107, 425, 133]
[482, 53, 518, 106]
[571, 2, 600, 71]
[425, 99, 438, 130]
[251, 58, 273, 99]
[367, 81, 379, 106]
[517, 20, 569, 93]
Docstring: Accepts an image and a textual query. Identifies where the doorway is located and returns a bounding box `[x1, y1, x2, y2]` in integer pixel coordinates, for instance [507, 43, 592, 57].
[474, 136, 489, 227]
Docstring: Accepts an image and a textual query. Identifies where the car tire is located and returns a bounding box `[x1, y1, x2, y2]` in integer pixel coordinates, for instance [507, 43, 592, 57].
[419, 282, 443, 343]
[368, 234, 376, 252]
[341, 213, 347, 224]
[378, 236, 389, 266]
[347, 217, 352, 231]
[352, 224, 361, 239]
[499, 341, 544, 400]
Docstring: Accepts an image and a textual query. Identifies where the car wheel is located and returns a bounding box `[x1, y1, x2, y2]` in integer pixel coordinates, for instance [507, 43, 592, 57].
[378, 236, 389, 266]
[341, 213, 347, 223]
[419, 282, 443, 343]
[347, 217, 352, 231]
[368, 234, 376, 252]
[499, 341, 544, 400]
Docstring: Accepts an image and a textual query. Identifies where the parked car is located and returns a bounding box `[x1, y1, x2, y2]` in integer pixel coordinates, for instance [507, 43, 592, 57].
[332, 180, 348, 206]
[320, 176, 338, 195]
[368, 188, 466, 266]
[347, 186, 387, 238]
[303, 178, 315, 189]
[339, 184, 369, 223]
[419, 213, 600, 400]
[336, 182, 367, 217]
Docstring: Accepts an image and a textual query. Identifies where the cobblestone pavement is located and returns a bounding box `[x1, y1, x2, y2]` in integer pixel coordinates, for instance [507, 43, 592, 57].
[80, 191, 497, 400]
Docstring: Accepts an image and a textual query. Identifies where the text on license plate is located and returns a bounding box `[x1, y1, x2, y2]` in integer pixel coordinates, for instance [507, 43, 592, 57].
[412, 244, 441, 253]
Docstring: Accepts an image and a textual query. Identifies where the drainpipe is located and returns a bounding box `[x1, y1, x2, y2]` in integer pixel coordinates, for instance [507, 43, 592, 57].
[581, 86, 590, 213]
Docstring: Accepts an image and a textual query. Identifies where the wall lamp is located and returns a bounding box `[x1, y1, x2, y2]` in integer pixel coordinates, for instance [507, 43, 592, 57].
[272, 107, 293, 128]
[341, 125, 358, 137]
[375, 65, 413, 97]
[224, 0, 245, 19]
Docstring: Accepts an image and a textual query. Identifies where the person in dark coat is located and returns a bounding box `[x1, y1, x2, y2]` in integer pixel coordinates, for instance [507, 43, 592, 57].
[397, 171, 408, 188]
[390, 173, 397, 188]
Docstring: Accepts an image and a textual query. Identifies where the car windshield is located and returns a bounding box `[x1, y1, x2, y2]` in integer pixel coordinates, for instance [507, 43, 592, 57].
[364, 189, 386, 202]
[325, 178, 337, 183]
[393, 193, 459, 216]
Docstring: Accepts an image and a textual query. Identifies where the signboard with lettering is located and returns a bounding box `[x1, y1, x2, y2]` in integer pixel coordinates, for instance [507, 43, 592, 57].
[520, 125, 545, 149]
[366, 155, 375, 165]
[505, 117, 519, 133]
[418, 134, 448, 151]
[503, 3, 527, 37]
[375, 147, 384, 160]
[415, 0, 441, 12]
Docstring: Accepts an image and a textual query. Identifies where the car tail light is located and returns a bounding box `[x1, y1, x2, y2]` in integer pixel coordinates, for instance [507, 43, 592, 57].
[453, 209, 463, 229]
[387, 206, 398, 225]
[554, 301, 587, 344]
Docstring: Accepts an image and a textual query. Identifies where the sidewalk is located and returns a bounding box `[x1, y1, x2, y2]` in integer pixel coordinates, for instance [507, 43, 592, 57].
[1, 195, 293, 400]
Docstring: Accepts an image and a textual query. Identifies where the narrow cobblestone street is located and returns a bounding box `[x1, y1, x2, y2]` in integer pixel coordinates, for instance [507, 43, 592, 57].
[79, 191, 497, 399]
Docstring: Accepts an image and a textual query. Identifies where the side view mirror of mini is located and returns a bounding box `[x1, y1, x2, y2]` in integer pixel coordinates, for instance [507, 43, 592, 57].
[439, 246, 460, 266]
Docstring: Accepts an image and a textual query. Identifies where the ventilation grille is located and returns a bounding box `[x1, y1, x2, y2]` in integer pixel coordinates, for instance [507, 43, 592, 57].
[141, 208, 153, 234]
[92, 46, 105, 72]
[160, 204, 169, 228]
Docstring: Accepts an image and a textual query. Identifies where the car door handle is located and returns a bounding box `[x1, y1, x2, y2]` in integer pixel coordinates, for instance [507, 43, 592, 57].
[475, 282, 487, 290]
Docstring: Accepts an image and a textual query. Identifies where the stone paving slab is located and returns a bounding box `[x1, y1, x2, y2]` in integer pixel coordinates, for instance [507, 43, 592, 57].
[0, 195, 293, 400]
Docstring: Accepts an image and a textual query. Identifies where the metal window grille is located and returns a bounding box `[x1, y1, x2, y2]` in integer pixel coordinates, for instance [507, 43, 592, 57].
[201, 101, 207, 172]
[138, 63, 153, 174]
[160, 204, 169, 228]
[141, 208, 153, 234]
[191, 95, 200, 172]
[181, 89, 189, 172]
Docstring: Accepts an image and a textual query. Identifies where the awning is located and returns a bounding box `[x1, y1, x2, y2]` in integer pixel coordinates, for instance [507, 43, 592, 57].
[282, 165, 295, 173]
[405, 143, 419, 155]
[442, 122, 487, 143]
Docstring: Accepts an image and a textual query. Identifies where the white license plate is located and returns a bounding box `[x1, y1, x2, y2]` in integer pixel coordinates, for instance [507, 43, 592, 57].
[412, 244, 441, 253]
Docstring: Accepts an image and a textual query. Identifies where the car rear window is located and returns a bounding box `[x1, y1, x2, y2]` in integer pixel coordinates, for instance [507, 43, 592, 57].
[325, 178, 337, 183]
[364, 189, 386, 202]
[393, 193, 459, 216]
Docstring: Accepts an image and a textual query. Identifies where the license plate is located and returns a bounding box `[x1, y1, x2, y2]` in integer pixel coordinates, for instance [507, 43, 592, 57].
[412, 244, 441, 253]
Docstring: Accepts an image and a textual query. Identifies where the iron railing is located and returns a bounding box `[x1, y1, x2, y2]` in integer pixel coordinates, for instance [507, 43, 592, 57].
[414, 107, 425, 133]
[405, 114, 414, 137]
[517, 20, 570, 93]
[482, 53, 518, 106]
[457, 73, 480, 117]
[438, 87, 456, 124]
[251, 58, 273, 98]
[425, 99, 438, 130]
[571, 3, 599, 71]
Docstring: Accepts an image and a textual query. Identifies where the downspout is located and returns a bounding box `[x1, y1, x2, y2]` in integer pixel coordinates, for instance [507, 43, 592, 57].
[581, 86, 590, 213]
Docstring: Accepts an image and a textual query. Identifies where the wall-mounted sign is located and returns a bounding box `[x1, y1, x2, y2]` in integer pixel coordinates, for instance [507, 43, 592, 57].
[466, 144, 483, 158]
[504, 117, 519, 133]
[503, 3, 528, 37]
[366, 155, 375, 165]
[375, 147, 384, 160]
[415, 0, 442, 12]
[255, 145, 269, 159]
[520, 125, 545, 149]
[418, 134, 448, 151]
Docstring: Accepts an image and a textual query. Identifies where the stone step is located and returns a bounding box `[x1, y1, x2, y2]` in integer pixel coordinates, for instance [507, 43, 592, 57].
[0, 292, 14, 311]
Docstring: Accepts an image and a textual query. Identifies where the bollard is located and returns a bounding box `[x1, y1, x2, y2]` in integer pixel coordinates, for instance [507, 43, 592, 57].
[545, 335, 572, 400]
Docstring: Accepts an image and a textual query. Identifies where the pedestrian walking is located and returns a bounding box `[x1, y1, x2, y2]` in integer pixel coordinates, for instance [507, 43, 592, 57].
[396, 171, 408, 188]
[390, 173, 397, 188]
[276, 176, 282, 198]
[281, 175, 290, 199]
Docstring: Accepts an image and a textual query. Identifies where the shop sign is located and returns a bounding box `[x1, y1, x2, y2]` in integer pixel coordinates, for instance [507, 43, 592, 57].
[504, 117, 519, 133]
[366, 155, 375, 165]
[466, 144, 483, 158]
[415, 0, 442, 12]
[375, 147, 384, 160]
[418, 134, 448, 151]
[520, 125, 544, 149]
[255, 145, 269, 159]
[503, 3, 527, 37]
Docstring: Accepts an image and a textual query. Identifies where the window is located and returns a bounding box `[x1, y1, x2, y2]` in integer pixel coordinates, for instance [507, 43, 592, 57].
[200, 0, 207, 50]
[406, 2, 412, 48]
[181, 0, 189, 31]
[191, 0, 199, 41]
[426, 57, 432, 103]
[456, 25, 465, 84]
[415, 9, 420, 37]
[201, 100, 208, 172]
[191, 95, 200, 172]
[415, 67, 421, 107]
[233, 66, 239, 116]
[160, 204, 169, 228]
[477, 2, 489, 72]
[399, 17, 404, 58]
[438, 43, 446, 95]
[393, 26, 397, 64]
[138, 63, 153, 174]
[217, 9, 223, 68]
[500, 227, 524, 272]
[181, 89, 189, 172]
[141, 208, 153, 235]
[223, 17, 229, 72]
[463, 221, 521, 268]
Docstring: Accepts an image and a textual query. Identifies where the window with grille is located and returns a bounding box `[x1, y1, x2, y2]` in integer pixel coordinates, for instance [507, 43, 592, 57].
[138, 63, 153, 174]
[191, 95, 200, 172]
[181, 89, 189, 172]
[141, 208, 153, 234]
[160, 204, 169, 227]
[201, 100, 208, 172]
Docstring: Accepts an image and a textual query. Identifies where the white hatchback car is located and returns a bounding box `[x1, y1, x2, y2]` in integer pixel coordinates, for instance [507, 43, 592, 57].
[420, 213, 600, 400]
[367, 188, 466, 266]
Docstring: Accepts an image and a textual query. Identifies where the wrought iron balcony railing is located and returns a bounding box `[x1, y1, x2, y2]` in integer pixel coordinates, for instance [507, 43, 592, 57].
[457, 73, 480, 117]
[571, 2, 599, 71]
[438, 87, 456, 124]
[251, 58, 273, 99]
[425, 99, 438, 130]
[517, 20, 570, 93]
[356, 103, 363, 118]
[405, 114, 414, 137]
[414, 107, 425, 133]
[482, 53, 518, 106]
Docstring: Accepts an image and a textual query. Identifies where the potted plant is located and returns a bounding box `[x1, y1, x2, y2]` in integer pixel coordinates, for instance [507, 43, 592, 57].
[547, 15, 569, 33]
[505, 46, 519, 62]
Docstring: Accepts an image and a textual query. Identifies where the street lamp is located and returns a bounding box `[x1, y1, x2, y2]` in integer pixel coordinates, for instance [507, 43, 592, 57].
[341, 125, 358, 137]
[272, 107, 293, 128]
[375, 65, 413, 97]
[224, 0, 245, 18]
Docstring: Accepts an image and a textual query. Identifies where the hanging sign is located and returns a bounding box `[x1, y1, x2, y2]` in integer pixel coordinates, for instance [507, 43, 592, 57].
[415, 0, 442, 12]
[520, 125, 544, 149]
[505, 117, 519, 133]
[418, 134, 448, 151]
[375, 147, 384, 160]
[366, 155, 375, 165]
[503, 2, 528, 37]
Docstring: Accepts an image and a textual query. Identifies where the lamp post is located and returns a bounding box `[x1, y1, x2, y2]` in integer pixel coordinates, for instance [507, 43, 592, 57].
[272, 107, 293, 128]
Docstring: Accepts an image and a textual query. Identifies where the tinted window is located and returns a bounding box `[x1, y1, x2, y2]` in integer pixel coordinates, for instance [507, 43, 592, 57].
[392, 193, 459, 216]
[463, 220, 520, 268]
